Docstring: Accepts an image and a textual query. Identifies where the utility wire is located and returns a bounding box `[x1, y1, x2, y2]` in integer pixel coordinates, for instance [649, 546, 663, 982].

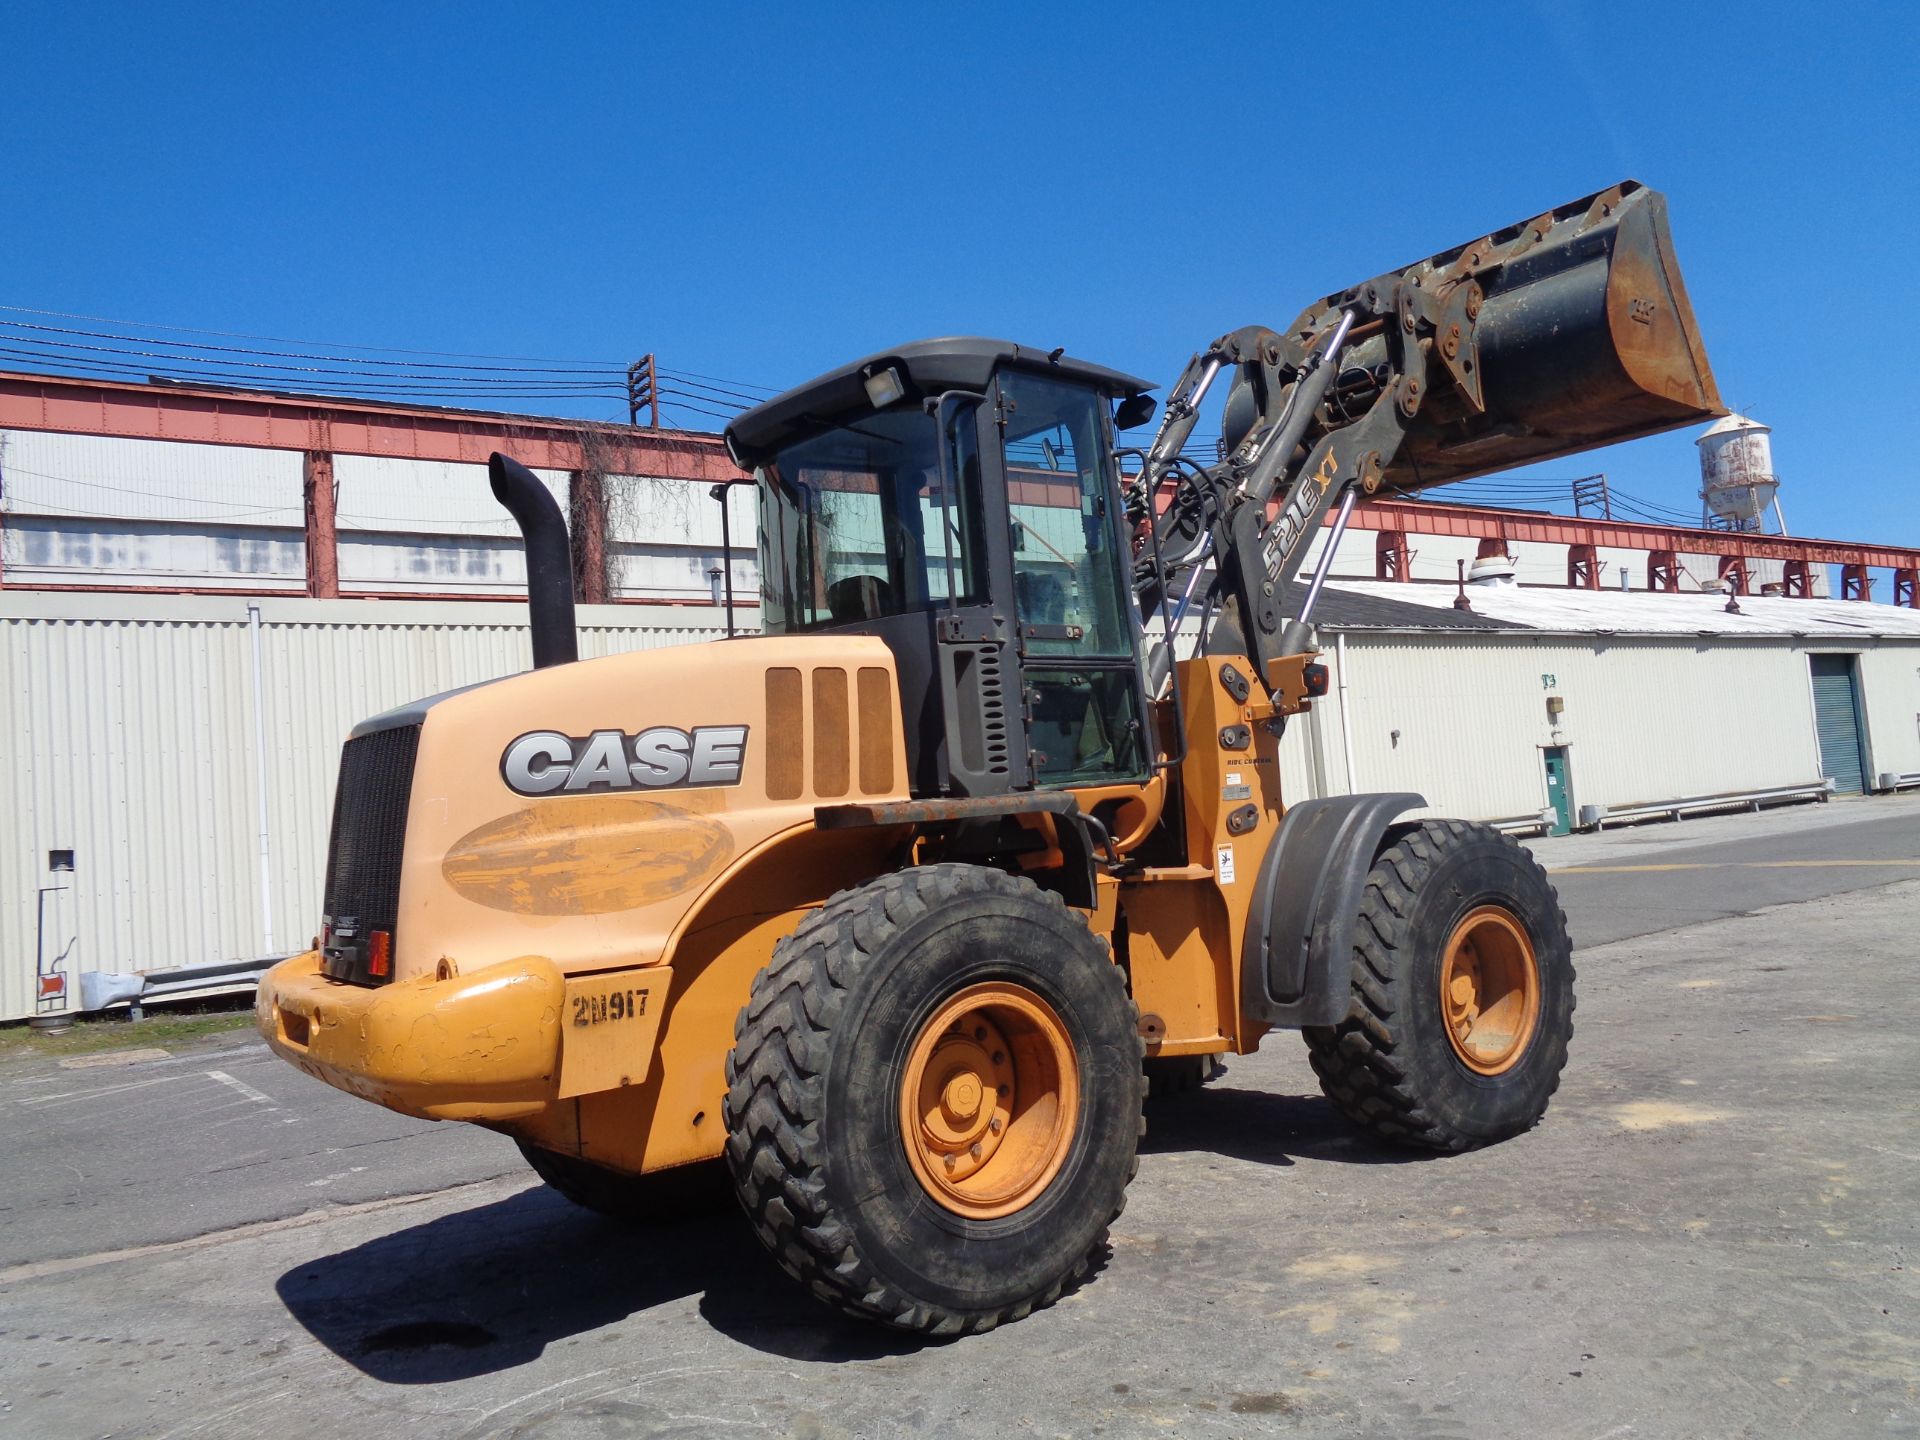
[0, 304, 624, 365]
[656, 369, 779, 403]
[0, 337, 626, 392]
[0, 318, 621, 376]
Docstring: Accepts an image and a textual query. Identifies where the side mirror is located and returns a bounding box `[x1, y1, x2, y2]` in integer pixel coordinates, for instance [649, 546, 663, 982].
[1113, 393, 1157, 431]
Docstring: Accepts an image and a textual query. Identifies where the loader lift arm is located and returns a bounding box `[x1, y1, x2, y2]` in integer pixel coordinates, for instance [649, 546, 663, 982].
[1130, 179, 1724, 701]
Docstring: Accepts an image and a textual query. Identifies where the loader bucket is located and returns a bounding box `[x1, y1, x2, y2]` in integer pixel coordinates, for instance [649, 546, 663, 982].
[1326, 181, 1724, 489]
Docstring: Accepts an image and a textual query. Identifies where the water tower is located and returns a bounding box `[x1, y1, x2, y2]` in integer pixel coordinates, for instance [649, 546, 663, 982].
[1696, 414, 1784, 533]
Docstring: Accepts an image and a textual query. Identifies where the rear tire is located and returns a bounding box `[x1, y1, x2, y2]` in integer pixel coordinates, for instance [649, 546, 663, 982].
[724, 864, 1144, 1335]
[516, 1141, 726, 1223]
[1304, 820, 1574, 1152]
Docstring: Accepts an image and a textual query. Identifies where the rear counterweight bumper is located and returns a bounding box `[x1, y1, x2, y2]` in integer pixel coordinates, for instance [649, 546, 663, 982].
[255, 951, 565, 1121]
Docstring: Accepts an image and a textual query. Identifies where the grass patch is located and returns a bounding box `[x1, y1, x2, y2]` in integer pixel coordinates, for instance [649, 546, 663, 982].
[0, 997, 256, 1062]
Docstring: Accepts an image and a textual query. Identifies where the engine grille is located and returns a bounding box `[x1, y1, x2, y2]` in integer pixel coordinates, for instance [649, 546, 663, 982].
[319, 724, 421, 986]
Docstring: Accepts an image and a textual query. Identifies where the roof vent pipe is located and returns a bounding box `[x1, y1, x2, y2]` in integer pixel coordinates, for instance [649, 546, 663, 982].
[489, 452, 578, 669]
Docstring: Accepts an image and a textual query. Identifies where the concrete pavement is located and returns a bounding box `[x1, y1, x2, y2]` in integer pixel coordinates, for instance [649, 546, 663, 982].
[1529, 795, 1920, 946]
[0, 1034, 522, 1271]
[1, 798, 1915, 1437]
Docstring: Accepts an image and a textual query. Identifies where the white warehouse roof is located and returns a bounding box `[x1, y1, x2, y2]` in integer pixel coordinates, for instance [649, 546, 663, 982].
[1315, 579, 1920, 639]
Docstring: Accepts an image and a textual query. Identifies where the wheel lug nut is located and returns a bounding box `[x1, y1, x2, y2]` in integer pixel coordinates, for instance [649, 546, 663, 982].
[943, 1153, 956, 1169]
[991, 1051, 1004, 1065]
[974, 1027, 987, 1042]
[969, 1143, 982, 1159]
[989, 1117, 1002, 1134]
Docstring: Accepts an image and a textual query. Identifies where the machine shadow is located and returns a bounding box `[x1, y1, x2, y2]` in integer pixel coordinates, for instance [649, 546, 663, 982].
[275, 1184, 920, 1384]
[1139, 1084, 1433, 1167]
[278, 1090, 1404, 1384]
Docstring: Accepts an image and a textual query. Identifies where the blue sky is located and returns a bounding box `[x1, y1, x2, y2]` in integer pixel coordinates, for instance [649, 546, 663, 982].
[2, 2, 1914, 544]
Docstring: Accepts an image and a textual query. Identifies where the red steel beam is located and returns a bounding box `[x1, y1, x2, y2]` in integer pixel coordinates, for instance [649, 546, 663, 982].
[303, 451, 338, 598]
[9, 369, 1918, 586]
[0, 370, 746, 481]
[1354, 497, 1920, 572]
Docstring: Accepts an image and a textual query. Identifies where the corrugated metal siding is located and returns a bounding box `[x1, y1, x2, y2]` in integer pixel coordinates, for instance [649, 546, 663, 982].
[0, 594, 735, 1021]
[1857, 645, 1920, 781]
[2, 606, 263, 1023]
[332, 456, 563, 537]
[8, 585, 1915, 1021]
[333, 456, 570, 594]
[0, 429, 305, 524]
[1326, 634, 1554, 819]
[0, 429, 306, 587]
[1321, 632, 1829, 821]
[606, 475, 760, 603]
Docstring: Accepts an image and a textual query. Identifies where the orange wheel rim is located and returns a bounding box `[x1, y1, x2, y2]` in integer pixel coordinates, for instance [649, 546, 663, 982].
[1439, 906, 1541, 1076]
[899, 982, 1079, 1220]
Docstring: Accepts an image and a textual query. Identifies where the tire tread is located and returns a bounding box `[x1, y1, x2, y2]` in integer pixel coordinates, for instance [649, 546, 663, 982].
[723, 863, 1144, 1334]
[1304, 820, 1575, 1153]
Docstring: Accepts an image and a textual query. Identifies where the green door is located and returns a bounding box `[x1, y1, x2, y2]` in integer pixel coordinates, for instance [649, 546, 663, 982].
[1543, 748, 1573, 835]
[1808, 654, 1869, 794]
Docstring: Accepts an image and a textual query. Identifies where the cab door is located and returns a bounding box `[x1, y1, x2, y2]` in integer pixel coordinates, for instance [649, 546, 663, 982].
[992, 370, 1150, 789]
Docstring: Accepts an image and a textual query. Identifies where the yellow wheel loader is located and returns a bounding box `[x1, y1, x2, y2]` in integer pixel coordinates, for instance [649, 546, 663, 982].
[258, 181, 1722, 1334]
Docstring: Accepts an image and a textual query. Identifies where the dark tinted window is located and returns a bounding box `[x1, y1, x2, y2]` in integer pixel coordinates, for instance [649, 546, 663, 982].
[757, 407, 986, 631]
[1025, 669, 1146, 785]
[1000, 373, 1133, 658]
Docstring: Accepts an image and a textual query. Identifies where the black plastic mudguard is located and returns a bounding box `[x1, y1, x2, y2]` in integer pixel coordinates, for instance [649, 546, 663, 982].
[1240, 793, 1425, 1029]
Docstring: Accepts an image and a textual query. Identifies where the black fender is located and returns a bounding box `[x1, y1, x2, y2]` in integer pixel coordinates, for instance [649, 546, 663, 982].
[1241, 793, 1426, 1029]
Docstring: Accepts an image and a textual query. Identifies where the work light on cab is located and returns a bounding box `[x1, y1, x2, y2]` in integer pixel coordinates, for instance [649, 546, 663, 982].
[861, 362, 907, 409]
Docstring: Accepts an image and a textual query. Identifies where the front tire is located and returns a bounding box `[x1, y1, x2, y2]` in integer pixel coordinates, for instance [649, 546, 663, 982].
[1304, 820, 1574, 1152]
[724, 864, 1144, 1335]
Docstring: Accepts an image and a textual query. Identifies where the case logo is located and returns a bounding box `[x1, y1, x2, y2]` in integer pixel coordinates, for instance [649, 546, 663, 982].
[501, 726, 748, 796]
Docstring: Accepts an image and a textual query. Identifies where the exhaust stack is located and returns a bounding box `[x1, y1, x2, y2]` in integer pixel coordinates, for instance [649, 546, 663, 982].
[488, 452, 578, 669]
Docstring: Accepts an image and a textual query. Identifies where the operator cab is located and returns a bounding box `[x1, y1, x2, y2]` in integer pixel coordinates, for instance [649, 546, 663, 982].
[726, 339, 1158, 800]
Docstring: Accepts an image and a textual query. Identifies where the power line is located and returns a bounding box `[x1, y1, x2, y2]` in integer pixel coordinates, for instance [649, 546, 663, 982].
[657, 397, 741, 424]
[0, 303, 625, 365]
[0, 338, 626, 393]
[0, 460, 301, 511]
[656, 367, 779, 401]
[0, 318, 621, 376]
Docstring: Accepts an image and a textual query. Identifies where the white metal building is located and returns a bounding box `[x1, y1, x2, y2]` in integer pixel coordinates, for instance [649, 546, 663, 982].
[1291, 580, 1920, 829]
[7, 579, 1918, 1022]
[0, 595, 745, 1023]
[4, 371, 1918, 1022]
[0, 426, 758, 605]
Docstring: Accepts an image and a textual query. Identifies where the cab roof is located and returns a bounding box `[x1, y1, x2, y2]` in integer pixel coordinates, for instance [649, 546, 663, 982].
[724, 337, 1156, 467]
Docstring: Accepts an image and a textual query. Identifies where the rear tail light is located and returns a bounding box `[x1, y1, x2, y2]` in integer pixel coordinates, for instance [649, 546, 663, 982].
[1302, 663, 1330, 697]
[368, 930, 392, 979]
